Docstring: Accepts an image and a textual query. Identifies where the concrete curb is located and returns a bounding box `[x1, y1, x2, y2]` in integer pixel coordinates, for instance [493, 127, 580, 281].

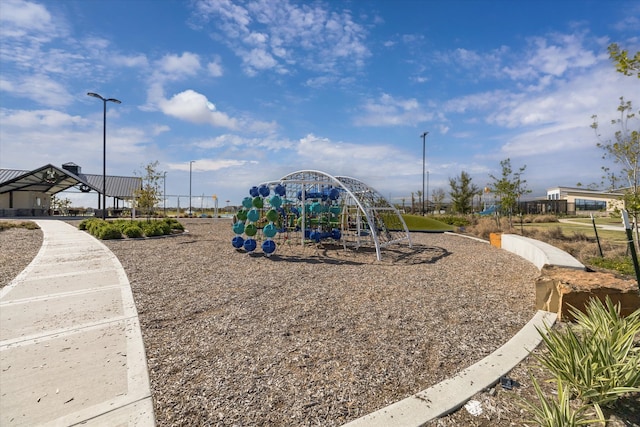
[342, 310, 557, 427]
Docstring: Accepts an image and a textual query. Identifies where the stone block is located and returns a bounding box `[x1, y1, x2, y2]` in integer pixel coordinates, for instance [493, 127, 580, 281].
[535, 265, 640, 321]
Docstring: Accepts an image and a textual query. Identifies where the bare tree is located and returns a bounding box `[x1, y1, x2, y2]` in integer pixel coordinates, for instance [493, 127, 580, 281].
[592, 97, 640, 245]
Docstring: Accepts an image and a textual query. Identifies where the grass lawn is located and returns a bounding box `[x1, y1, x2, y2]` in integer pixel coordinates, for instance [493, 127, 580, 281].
[401, 214, 455, 232]
[518, 220, 627, 243]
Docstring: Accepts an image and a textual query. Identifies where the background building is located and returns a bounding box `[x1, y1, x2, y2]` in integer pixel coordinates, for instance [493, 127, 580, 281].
[545, 186, 624, 215]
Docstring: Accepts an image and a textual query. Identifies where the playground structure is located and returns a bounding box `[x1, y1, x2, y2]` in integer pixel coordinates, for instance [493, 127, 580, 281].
[231, 170, 412, 261]
[479, 186, 498, 216]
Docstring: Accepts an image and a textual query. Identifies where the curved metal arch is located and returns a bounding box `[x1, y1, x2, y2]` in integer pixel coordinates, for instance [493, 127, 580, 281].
[262, 170, 411, 260]
[335, 174, 412, 241]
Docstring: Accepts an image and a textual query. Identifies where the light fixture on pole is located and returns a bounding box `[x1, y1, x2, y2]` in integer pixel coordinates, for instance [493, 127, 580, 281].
[420, 131, 428, 215]
[87, 92, 121, 220]
[189, 160, 195, 216]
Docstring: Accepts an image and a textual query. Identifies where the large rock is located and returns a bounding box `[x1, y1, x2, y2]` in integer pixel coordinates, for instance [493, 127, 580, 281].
[535, 265, 640, 321]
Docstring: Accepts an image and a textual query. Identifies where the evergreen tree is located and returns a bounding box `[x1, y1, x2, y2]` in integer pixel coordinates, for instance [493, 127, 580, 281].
[449, 171, 478, 214]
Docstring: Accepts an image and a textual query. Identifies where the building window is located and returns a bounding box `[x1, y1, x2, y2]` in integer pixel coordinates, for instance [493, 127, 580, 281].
[575, 199, 606, 211]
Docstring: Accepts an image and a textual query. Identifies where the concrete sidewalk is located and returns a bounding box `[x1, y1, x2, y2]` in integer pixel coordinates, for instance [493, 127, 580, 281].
[0, 219, 154, 426]
[558, 218, 625, 231]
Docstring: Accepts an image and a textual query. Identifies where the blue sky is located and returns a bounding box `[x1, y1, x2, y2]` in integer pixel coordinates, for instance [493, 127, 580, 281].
[1, 0, 638, 209]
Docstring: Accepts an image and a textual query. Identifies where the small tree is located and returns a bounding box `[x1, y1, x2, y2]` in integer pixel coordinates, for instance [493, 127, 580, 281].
[432, 188, 445, 213]
[449, 171, 478, 214]
[416, 190, 423, 214]
[133, 161, 163, 219]
[592, 97, 640, 245]
[489, 158, 531, 226]
[51, 195, 72, 215]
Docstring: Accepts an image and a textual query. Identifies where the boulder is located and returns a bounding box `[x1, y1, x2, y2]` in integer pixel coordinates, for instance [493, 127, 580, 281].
[535, 265, 640, 321]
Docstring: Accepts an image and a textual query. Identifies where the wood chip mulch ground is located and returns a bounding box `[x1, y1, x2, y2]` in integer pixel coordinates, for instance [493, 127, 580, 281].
[5, 218, 635, 426]
[101, 219, 539, 426]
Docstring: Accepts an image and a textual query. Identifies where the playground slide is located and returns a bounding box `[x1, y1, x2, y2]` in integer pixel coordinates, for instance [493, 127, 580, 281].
[479, 205, 497, 216]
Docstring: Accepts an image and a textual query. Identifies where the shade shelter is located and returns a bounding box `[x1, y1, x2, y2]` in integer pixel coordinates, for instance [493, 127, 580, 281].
[0, 163, 141, 217]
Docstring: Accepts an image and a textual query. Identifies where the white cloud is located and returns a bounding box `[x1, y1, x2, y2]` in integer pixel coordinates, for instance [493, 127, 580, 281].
[159, 89, 238, 129]
[156, 89, 277, 133]
[0, 108, 86, 128]
[152, 124, 171, 135]
[488, 66, 630, 129]
[0, 1, 154, 109]
[1, 73, 72, 106]
[296, 134, 388, 161]
[112, 54, 149, 68]
[194, 133, 293, 153]
[207, 60, 223, 77]
[500, 123, 593, 157]
[192, 0, 371, 79]
[432, 45, 509, 80]
[613, 13, 640, 32]
[156, 52, 201, 79]
[354, 93, 432, 126]
[0, 108, 149, 175]
[528, 34, 598, 76]
[242, 47, 278, 72]
[501, 32, 599, 86]
[168, 158, 254, 172]
[0, 0, 57, 38]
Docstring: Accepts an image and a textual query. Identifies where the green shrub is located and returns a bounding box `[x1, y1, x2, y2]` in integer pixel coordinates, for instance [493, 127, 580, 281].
[87, 219, 105, 235]
[112, 219, 130, 232]
[142, 221, 164, 237]
[78, 217, 184, 238]
[163, 218, 184, 231]
[122, 224, 144, 238]
[158, 221, 172, 235]
[95, 223, 123, 240]
[535, 297, 640, 407]
[79, 218, 102, 233]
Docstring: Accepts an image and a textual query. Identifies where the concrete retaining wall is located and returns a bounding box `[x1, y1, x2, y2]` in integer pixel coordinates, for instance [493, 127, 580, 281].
[500, 234, 585, 271]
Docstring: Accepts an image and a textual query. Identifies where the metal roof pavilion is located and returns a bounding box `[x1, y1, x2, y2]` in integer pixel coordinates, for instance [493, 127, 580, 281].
[0, 164, 141, 199]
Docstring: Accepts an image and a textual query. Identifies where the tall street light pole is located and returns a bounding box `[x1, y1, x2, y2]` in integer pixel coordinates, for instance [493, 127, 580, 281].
[189, 161, 194, 216]
[421, 131, 428, 215]
[87, 92, 121, 220]
[427, 170, 430, 214]
[163, 171, 167, 217]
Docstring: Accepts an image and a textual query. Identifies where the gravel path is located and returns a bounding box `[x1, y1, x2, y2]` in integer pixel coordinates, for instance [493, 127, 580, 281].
[1, 218, 542, 426]
[0, 223, 43, 288]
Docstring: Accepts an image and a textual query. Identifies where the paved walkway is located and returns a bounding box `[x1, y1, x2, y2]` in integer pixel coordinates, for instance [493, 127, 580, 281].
[558, 218, 625, 231]
[0, 220, 154, 426]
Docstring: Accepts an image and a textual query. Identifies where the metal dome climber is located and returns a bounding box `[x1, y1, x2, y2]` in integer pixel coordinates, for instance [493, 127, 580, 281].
[231, 170, 412, 261]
